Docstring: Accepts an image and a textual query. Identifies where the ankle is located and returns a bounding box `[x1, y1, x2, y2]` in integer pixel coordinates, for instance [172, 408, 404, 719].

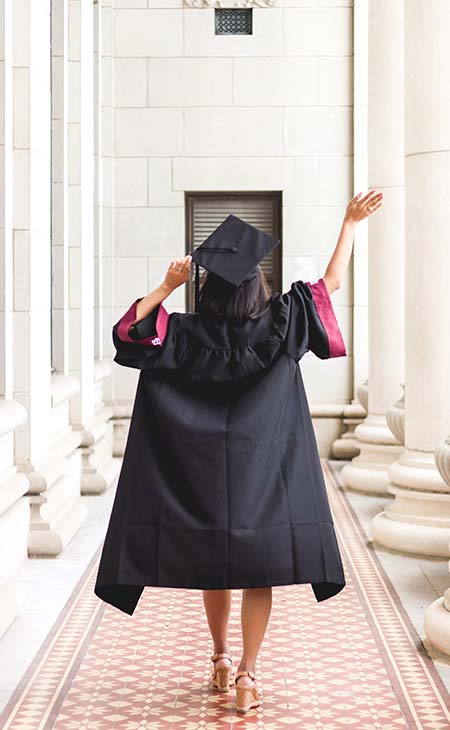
[213, 645, 231, 655]
[237, 657, 255, 672]
[237, 662, 256, 677]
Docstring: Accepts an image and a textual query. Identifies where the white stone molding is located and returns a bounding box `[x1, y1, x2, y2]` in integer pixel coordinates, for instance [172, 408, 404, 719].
[341, 0, 405, 495]
[184, 0, 278, 7]
[51, 373, 80, 409]
[0, 399, 27, 437]
[385, 383, 405, 445]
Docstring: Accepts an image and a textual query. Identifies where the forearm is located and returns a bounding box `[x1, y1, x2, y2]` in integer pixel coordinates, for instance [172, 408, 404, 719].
[134, 283, 174, 324]
[322, 217, 357, 294]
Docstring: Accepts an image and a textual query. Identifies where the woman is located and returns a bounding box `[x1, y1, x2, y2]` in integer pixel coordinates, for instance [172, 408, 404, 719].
[95, 190, 383, 714]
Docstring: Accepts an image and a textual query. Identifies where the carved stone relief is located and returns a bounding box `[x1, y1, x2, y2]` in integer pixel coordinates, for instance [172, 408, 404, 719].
[184, 0, 278, 8]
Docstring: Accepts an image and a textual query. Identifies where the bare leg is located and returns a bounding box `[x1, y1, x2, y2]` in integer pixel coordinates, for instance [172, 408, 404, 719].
[237, 587, 272, 685]
[202, 589, 232, 668]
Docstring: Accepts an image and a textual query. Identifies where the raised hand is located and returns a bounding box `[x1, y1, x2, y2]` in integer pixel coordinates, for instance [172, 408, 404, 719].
[345, 190, 383, 224]
[162, 255, 192, 291]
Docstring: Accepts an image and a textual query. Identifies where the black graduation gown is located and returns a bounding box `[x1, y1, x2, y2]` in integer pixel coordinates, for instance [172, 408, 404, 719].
[94, 278, 348, 615]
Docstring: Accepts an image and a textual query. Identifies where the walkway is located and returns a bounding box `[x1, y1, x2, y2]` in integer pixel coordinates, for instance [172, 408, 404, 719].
[1, 462, 450, 729]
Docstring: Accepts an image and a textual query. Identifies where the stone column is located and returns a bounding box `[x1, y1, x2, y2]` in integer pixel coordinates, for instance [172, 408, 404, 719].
[67, 0, 117, 494]
[372, 1, 450, 555]
[92, 0, 119, 483]
[0, 0, 30, 637]
[12, 0, 86, 556]
[340, 0, 404, 493]
[332, 0, 369, 460]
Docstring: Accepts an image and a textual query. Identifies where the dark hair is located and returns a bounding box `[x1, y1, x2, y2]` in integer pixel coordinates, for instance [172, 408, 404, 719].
[197, 266, 271, 323]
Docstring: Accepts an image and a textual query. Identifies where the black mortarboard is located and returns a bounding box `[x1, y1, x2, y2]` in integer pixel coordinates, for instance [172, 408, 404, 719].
[191, 214, 280, 312]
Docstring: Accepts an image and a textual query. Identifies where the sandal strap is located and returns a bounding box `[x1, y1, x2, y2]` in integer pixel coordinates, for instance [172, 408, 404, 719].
[234, 670, 256, 682]
[211, 652, 233, 663]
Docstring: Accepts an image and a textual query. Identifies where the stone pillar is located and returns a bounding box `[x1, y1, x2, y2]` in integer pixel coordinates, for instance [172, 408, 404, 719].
[340, 0, 404, 493]
[92, 0, 120, 484]
[0, 0, 30, 637]
[332, 0, 368, 460]
[424, 437, 450, 656]
[372, 2, 450, 555]
[13, 0, 87, 557]
[67, 0, 118, 494]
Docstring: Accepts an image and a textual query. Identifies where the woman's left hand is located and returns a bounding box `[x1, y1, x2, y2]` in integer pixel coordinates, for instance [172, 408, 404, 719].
[344, 189, 383, 224]
[162, 255, 192, 291]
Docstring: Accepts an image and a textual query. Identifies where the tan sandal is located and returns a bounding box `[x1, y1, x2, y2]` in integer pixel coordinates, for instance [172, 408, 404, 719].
[209, 652, 235, 692]
[234, 670, 262, 713]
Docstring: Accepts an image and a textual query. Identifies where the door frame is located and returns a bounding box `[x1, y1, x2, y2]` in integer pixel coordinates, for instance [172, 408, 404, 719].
[184, 191, 282, 312]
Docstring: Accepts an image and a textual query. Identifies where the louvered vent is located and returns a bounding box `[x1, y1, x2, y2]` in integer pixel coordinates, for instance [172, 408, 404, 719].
[215, 9, 252, 35]
[187, 194, 282, 309]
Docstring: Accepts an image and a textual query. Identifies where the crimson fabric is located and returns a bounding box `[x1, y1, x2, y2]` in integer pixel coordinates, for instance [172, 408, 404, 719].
[94, 279, 347, 615]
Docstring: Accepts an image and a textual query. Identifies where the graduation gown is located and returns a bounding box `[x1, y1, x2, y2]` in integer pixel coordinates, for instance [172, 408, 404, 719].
[94, 278, 348, 615]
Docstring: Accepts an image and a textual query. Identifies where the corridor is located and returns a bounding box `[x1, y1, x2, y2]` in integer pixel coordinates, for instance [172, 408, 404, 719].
[2, 0, 450, 727]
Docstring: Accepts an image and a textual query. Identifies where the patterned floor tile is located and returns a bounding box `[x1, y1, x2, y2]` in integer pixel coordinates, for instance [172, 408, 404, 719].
[1, 460, 450, 729]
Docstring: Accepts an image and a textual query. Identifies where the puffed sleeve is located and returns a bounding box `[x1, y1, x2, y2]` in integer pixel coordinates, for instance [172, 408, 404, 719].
[112, 297, 172, 370]
[282, 277, 347, 362]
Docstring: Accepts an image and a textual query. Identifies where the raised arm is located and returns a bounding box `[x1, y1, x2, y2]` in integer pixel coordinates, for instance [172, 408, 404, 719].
[132, 255, 192, 326]
[322, 190, 383, 295]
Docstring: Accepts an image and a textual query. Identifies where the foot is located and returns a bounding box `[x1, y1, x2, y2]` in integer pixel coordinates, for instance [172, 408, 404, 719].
[210, 651, 235, 692]
[234, 670, 262, 713]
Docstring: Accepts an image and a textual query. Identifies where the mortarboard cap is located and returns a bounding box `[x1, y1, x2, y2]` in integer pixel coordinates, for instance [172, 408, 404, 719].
[191, 214, 280, 312]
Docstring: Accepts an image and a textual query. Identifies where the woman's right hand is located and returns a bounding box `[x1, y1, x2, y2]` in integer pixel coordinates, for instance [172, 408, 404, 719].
[344, 190, 383, 224]
[162, 255, 192, 292]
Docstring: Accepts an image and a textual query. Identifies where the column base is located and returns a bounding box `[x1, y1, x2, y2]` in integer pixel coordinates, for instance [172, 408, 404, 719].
[424, 590, 450, 658]
[28, 448, 88, 557]
[112, 416, 130, 458]
[331, 400, 367, 460]
[340, 414, 403, 495]
[372, 511, 450, 557]
[371, 449, 450, 557]
[79, 407, 121, 495]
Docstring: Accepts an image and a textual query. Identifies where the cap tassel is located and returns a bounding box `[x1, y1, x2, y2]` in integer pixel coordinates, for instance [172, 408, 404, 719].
[194, 262, 200, 313]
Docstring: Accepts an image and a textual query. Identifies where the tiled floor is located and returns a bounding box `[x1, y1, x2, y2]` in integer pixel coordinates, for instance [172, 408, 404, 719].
[333, 460, 450, 691]
[1, 459, 450, 729]
[0, 486, 117, 714]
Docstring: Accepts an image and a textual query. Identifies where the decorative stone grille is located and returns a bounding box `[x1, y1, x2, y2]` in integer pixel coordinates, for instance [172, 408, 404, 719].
[215, 8, 252, 34]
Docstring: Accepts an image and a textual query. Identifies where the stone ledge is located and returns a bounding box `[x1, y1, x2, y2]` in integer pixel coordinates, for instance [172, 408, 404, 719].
[50, 373, 80, 409]
[0, 399, 27, 438]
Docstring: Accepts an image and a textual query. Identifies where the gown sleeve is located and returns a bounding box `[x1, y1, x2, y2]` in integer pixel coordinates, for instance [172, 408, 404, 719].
[282, 277, 347, 362]
[112, 297, 171, 370]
